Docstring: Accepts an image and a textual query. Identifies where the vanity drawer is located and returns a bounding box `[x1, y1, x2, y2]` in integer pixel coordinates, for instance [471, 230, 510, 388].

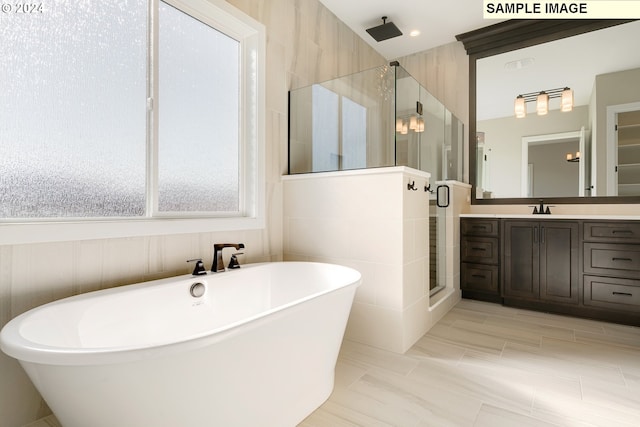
[584, 275, 640, 311]
[461, 264, 499, 293]
[584, 222, 640, 243]
[584, 243, 640, 278]
[461, 237, 499, 264]
[461, 219, 499, 237]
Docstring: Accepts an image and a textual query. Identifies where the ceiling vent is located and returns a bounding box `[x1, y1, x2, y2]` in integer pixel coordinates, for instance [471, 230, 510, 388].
[366, 16, 402, 42]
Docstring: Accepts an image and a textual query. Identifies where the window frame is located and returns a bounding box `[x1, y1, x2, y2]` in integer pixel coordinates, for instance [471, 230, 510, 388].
[0, 0, 265, 245]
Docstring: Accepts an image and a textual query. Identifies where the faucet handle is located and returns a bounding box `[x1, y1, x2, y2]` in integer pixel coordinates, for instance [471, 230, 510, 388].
[529, 205, 539, 214]
[228, 252, 243, 269]
[187, 258, 207, 276]
[212, 243, 245, 272]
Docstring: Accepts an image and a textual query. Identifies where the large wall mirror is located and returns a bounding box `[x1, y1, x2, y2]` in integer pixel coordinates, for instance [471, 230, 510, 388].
[457, 20, 640, 205]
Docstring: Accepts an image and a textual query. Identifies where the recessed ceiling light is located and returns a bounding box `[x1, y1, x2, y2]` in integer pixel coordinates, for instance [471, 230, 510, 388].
[410, 30, 420, 37]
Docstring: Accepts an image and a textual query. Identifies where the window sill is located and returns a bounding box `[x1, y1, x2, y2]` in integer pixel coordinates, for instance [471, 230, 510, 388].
[0, 216, 265, 245]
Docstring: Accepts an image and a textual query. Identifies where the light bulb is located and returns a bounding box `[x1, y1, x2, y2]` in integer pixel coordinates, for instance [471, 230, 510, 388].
[561, 87, 573, 112]
[514, 95, 526, 118]
[536, 91, 549, 115]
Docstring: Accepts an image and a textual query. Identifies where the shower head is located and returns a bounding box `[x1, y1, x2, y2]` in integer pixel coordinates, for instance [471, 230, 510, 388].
[366, 16, 403, 42]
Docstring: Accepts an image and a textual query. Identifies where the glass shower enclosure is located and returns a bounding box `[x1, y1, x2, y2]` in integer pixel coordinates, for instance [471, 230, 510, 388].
[288, 62, 464, 295]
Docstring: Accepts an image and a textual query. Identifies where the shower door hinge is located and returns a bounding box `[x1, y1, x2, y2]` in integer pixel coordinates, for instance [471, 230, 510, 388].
[147, 97, 154, 111]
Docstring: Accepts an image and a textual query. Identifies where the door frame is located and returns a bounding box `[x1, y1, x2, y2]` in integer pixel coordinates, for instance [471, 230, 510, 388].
[606, 101, 640, 196]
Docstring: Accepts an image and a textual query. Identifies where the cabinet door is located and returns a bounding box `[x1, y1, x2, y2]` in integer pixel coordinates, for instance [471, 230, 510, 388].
[461, 236, 499, 264]
[461, 219, 499, 236]
[539, 222, 579, 304]
[504, 221, 539, 299]
[461, 264, 499, 293]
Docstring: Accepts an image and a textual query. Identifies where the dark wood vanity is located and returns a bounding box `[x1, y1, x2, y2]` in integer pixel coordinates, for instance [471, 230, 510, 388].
[455, 20, 640, 325]
[461, 216, 640, 325]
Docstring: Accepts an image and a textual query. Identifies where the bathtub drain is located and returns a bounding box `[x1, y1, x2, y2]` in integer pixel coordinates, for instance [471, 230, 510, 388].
[190, 282, 206, 298]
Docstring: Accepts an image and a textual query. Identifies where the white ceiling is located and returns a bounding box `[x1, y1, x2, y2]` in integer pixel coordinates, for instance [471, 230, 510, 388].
[318, 0, 496, 59]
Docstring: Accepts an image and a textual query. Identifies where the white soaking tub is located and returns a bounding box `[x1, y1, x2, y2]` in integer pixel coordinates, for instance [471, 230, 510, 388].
[0, 262, 361, 427]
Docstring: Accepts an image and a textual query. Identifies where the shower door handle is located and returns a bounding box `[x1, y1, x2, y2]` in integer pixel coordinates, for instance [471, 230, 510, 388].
[436, 185, 450, 208]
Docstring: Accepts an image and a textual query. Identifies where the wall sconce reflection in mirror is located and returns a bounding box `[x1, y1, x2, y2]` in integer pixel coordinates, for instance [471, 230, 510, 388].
[396, 100, 425, 134]
[566, 151, 580, 162]
[396, 116, 425, 134]
[514, 87, 573, 118]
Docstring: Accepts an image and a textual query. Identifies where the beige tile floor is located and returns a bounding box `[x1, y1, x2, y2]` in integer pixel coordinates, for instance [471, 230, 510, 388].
[23, 299, 640, 427]
[300, 299, 640, 427]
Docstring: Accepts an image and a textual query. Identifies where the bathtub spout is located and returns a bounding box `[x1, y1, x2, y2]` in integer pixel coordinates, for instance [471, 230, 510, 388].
[212, 243, 245, 272]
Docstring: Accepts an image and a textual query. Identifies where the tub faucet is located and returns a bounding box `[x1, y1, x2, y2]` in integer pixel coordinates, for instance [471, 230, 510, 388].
[212, 243, 245, 272]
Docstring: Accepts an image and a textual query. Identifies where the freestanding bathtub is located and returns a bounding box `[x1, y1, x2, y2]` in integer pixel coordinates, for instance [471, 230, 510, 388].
[0, 262, 361, 427]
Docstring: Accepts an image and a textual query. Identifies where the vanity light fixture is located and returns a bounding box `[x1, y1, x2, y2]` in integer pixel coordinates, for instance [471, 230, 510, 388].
[396, 116, 425, 134]
[514, 87, 574, 118]
[397, 101, 425, 134]
[396, 118, 409, 134]
[409, 115, 418, 130]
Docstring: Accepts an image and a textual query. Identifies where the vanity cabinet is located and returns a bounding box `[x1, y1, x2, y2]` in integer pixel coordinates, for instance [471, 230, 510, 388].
[503, 220, 579, 305]
[460, 217, 640, 326]
[460, 219, 501, 302]
[583, 222, 640, 314]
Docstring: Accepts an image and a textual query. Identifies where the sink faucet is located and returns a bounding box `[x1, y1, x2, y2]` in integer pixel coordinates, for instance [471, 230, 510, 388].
[530, 199, 552, 215]
[212, 243, 245, 272]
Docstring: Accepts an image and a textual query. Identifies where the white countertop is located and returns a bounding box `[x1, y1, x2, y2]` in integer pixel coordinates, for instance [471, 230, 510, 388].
[460, 214, 640, 220]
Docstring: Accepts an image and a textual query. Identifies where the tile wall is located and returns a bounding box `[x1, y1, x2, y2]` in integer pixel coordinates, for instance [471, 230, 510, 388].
[283, 168, 430, 352]
[282, 168, 466, 353]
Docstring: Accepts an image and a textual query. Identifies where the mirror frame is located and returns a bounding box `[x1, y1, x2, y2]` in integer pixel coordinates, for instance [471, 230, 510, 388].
[456, 19, 638, 205]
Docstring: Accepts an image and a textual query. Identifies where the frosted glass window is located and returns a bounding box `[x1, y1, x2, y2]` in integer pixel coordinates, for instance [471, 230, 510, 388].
[158, 2, 240, 213]
[341, 97, 367, 169]
[0, 0, 262, 225]
[312, 85, 340, 172]
[0, 2, 147, 218]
